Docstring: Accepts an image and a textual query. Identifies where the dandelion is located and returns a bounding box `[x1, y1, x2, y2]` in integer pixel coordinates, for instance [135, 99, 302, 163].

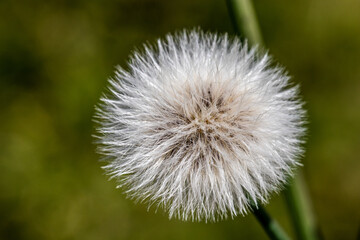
[95, 29, 306, 222]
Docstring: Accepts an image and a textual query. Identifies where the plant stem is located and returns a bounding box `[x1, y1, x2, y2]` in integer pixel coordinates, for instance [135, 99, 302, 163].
[226, 1, 318, 239]
[226, 1, 290, 239]
[284, 172, 319, 240]
[251, 203, 290, 240]
[226, 0, 264, 46]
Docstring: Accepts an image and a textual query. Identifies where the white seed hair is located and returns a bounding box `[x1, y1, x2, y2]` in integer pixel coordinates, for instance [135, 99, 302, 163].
[95, 29, 306, 222]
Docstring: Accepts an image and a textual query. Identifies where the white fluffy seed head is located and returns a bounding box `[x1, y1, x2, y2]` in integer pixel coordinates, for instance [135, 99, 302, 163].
[95, 29, 306, 222]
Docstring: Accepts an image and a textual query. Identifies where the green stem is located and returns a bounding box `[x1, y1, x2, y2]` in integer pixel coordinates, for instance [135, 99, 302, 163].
[226, 1, 318, 239]
[226, 0, 264, 45]
[251, 204, 290, 240]
[284, 172, 319, 240]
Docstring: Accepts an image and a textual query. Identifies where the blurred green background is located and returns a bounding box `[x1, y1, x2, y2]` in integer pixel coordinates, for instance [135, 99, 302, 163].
[1, 0, 359, 239]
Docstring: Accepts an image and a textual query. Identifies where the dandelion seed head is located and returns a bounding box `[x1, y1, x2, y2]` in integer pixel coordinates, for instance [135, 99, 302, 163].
[95, 30, 306, 222]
